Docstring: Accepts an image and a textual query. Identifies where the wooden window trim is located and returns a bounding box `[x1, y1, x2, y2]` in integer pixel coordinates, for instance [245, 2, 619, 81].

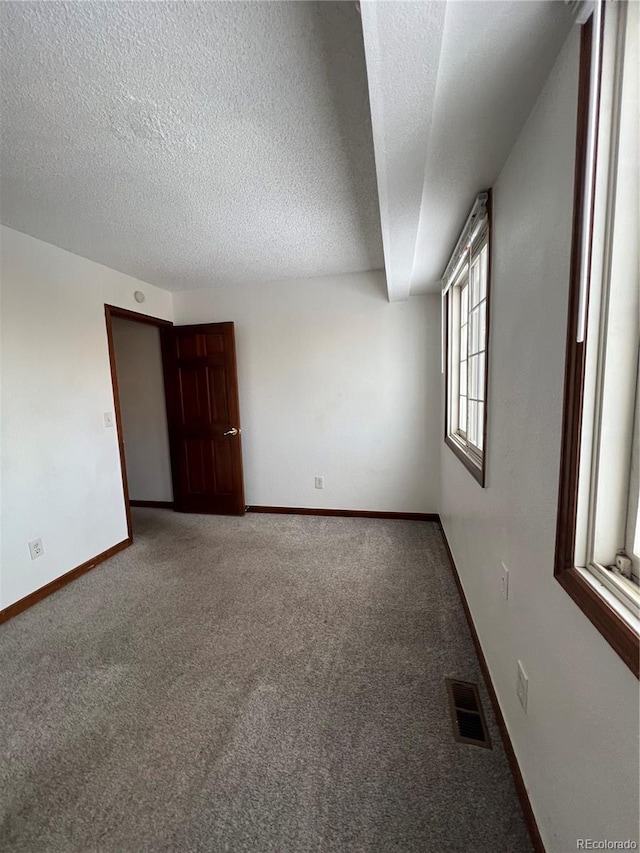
[444, 190, 492, 488]
[554, 16, 639, 679]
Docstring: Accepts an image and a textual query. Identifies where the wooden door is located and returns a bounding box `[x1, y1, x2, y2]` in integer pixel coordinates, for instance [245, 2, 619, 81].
[161, 322, 245, 515]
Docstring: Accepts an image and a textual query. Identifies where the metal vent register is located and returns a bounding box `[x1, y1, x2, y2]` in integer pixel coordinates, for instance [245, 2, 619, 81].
[445, 678, 492, 749]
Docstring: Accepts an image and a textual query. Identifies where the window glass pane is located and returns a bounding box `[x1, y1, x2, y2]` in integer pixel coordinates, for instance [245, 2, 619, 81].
[477, 402, 485, 450]
[469, 354, 478, 399]
[468, 400, 478, 446]
[460, 324, 467, 362]
[477, 353, 485, 402]
[479, 245, 488, 301]
[626, 366, 639, 578]
[470, 307, 479, 354]
[459, 358, 467, 396]
[459, 396, 467, 434]
[478, 300, 486, 351]
[470, 260, 480, 308]
[461, 283, 468, 318]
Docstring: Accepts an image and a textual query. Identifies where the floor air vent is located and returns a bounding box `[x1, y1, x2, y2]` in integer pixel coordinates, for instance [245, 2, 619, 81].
[445, 678, 492, 749]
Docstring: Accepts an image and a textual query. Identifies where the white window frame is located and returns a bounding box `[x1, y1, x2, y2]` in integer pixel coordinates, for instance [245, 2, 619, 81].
[574, 0, 639, 624]
[555, 0, 639, 677]
[443, 193, 491, 487]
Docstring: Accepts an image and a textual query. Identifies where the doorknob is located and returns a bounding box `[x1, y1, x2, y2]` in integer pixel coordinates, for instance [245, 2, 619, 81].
[223, 427, 239, 436]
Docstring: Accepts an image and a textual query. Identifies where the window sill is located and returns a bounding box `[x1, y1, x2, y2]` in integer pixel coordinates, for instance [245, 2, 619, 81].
[445, 433, 485, 487]
[586, 562, 640, 620]
[555, 564, 639, 678]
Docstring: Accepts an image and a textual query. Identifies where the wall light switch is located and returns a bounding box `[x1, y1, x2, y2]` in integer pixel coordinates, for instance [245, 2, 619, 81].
[315, 476, 324, 489]
[103, 412, 114, 428]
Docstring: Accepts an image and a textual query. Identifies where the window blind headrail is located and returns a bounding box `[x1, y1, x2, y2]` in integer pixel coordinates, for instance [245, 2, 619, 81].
[441, 192, 489, 295]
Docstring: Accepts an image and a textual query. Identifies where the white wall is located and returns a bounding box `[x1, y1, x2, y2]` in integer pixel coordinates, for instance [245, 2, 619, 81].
[0, 226, 173, 610]
[440, 28, 639, 852]
[111, 318, 173, 504]
[173, 271, 440, 513]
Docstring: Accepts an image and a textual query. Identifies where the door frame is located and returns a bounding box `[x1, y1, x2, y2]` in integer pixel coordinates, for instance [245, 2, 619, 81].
[104, 304, 174, 541]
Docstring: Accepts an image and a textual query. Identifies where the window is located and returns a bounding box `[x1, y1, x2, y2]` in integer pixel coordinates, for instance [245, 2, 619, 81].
[555, 1, 639, 677]
[443, 191, 491, 486]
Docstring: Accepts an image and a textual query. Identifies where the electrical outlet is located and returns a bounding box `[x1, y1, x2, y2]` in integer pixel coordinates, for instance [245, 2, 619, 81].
[103, 411, 114, 428]
[500, 562, 509, 600]
[29, 538, 44, 560]
[314, 476, 324, 489]
[517, 660, 528, 712]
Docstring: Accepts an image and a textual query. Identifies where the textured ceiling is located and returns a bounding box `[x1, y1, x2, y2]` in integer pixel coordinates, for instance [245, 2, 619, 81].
[0, 1, 383, 292]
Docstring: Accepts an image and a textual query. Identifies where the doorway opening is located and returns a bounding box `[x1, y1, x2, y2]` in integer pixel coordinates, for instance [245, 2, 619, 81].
[105, 305, 174, 540]
[105, 306, 246, 540]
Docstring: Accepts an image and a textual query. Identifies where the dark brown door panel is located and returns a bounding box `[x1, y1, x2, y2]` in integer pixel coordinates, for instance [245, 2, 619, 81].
[162, 322, 245, 516]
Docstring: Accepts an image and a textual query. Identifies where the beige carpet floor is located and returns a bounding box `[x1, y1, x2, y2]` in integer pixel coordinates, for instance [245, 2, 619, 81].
[0, 509, 532, 852]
